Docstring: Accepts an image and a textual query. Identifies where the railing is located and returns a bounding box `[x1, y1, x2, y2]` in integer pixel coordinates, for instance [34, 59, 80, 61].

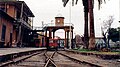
[28, 18, 32, 25]
[33, 23, 74, 30]
[43, 23, 74, 27]
[33, 27, 43, 30]
[17, 19, 32, 29]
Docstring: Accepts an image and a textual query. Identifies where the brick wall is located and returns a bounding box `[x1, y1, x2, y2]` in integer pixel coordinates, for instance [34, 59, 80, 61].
[55, 17, 64, 26]
[0, 17, 13, 46]
[7, 4, 16, 18]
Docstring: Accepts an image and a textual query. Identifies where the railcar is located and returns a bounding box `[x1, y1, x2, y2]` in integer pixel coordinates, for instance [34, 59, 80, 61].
[47, 38, 58, 50]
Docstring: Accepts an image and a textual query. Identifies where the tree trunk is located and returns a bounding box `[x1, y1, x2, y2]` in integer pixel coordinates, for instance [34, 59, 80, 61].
[84, 11, 89, 49]
[88, 0, 95, 50]
[107, 28, 110, 48]
[82, 0, 89, 49]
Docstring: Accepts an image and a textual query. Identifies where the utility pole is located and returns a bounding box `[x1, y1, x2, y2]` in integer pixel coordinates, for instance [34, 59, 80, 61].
[69, 0, 72, 49]
[88, 0, 95, 50]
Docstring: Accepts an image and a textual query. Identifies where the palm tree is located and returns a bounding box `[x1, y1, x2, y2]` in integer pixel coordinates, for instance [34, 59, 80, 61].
[62, 0, 107, 50]
[82, 0, 89, 49]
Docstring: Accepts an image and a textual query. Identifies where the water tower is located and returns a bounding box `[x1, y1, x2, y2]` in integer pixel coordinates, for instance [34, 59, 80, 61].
[55, 14, 64, 26]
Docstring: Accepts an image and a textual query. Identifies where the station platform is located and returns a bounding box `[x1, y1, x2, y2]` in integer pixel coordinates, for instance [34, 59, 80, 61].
[0, 48, 46, 56]
[0, 47, 46, 64]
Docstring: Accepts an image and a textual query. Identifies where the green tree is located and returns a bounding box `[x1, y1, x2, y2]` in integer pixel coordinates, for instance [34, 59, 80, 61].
[101, 16, 114, 48]
[109, 28, 119, 42]
[118, 27, 120, 32]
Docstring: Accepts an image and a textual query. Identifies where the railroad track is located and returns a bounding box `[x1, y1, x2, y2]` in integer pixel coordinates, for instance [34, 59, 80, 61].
[3, 50, 102, 67]
[44, 51, 57, 67]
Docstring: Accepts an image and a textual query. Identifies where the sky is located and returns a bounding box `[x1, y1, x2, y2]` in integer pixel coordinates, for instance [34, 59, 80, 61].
[20, 0, 119, 38]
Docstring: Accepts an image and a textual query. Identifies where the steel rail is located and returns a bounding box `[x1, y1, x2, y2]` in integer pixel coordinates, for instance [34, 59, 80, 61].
[57, 51, 102, 67]
[44, 51, 57, 67]
[0, 50, 46, 67]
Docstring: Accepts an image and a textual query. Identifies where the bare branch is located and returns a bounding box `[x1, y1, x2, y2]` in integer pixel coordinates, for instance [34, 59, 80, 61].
[101, 16, 114, 37]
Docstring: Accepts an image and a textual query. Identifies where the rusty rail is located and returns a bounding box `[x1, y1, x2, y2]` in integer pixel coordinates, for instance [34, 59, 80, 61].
[57, 51, 102, 67]
[44, 51, 57, 67]
[0, 49, 46, 67]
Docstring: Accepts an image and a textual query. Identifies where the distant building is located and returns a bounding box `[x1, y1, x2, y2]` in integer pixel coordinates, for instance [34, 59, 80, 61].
[0, 1, 34, 47]
[74, 35, 84, 48]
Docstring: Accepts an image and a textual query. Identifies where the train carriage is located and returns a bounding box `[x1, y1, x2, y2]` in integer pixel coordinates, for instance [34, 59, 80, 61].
[47, 38, 58, 50]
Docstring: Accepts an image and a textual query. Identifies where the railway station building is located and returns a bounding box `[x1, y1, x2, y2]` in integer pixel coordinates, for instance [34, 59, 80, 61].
[0, 10, 15, 47]
[0, 1, 34, 47]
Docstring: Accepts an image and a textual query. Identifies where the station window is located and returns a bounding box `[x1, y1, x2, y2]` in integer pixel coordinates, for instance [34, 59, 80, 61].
[0, 5, 5, 12]
[1, 25, 6, 41]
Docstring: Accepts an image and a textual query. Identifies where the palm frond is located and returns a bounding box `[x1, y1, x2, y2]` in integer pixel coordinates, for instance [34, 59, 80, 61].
[98, 0, 102, 9]
[98, 0, 107, 10]
[72, 0, 74, 6]
[104, 0, 106, 3]
[62, 0, 107, 9]
[62, 0, 79, 7]
[75, 0, 78, 4]
[62, 0, 69, 7]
